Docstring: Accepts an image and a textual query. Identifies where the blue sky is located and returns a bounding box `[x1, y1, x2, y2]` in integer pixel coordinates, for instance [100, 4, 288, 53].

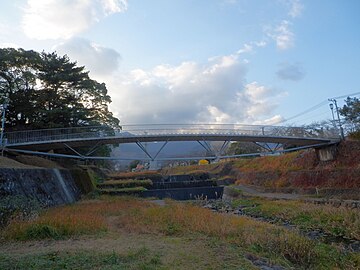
[1, 0, 359, 125]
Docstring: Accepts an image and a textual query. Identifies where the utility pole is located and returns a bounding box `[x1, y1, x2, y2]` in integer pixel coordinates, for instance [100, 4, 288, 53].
[328, 98, 345, 140]
[0, 100, 8, 155]
[329, 103, 336, 128]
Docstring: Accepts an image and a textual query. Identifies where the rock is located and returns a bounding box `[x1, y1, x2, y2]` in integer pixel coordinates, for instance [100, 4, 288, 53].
[349, 241, 360, 252]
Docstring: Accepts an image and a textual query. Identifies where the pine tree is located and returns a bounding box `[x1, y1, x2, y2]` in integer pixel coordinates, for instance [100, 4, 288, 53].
[0, 48, 119, 130]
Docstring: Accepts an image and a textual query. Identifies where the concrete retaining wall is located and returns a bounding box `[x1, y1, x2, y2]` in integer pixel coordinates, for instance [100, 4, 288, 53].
[142, 186, 224, 200]
[0, 168, 81, 207]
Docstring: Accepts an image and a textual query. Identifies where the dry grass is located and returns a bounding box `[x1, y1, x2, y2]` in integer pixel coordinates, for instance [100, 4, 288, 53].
[3, 205, 106, 240]
[116, 200, 318, 266]
[162, 164, 219, 175]
[108, 171, 161, 180]
[233, 151, 316, 173]
[160, 145, 360, 190]
[117, 200, 360, 268]
[237, 198, 360, 240]
[2, 197, 148, 240]
[2, 197, 359, 268]
[98, 179, 153, 188]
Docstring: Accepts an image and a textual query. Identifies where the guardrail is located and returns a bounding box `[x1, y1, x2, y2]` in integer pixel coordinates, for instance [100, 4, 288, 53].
[3, 124, 340, 146]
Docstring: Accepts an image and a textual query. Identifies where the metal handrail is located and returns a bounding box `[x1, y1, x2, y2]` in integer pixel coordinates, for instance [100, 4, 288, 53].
[3, 124, 340, 146]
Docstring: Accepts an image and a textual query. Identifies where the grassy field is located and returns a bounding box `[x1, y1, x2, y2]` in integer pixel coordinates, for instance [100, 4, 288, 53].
[0, 248, 163, 270]
[1, 196, 360, 269]
[231, 197, 360, 240]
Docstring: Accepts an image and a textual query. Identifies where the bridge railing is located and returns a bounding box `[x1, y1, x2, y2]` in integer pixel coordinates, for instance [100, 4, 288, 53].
[118, 124, 340, 139]
[4, 126, 117, 145]
[3, 124, 340, 145]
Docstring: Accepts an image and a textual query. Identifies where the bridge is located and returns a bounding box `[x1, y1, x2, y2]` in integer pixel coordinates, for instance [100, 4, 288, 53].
[2, 124, 340, 161]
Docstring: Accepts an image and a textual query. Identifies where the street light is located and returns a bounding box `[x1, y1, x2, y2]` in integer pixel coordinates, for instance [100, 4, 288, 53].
[328, 98, 345, 140]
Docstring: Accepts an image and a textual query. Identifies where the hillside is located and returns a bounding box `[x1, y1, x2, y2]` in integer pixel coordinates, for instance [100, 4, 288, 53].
[162, 140, 360, 198]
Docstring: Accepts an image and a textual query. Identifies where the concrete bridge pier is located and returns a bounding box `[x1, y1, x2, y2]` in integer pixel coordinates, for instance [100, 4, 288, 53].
[316, 144, 338, 161]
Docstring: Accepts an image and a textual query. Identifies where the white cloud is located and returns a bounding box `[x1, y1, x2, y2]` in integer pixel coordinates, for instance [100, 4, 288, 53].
[22, 0, 127, 40]
[237, 43, 253, 55]
[0, 42, 21, 49]
[54, 37, 121, 78]
[206, 105, 232, 123]
[287, 0, 304, 18]
[243, 82, 277, 118]
[236, 40, 268, 55]
[101, 0, 128, 15]
[254, 115, 284, 125]
[266, 20, 294, 50]
[245, 81, 273, 100]
[107, 54, 283, 125]
[255, 40, 267, 47]
[0, 21, 18, 46]
[279, 0, 304, 18]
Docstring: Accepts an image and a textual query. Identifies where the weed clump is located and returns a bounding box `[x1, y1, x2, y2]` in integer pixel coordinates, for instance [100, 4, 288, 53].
[23, 224, 60, 240]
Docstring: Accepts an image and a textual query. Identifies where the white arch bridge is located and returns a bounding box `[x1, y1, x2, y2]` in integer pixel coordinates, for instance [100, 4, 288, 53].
[2, 124, 340, 161]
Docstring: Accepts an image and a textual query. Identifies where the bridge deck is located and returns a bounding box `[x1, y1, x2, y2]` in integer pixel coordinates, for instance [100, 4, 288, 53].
[5, 133, 336, 151]
[0, 124, 339, 160]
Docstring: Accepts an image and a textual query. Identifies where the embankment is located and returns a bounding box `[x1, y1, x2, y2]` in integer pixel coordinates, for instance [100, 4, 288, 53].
[0, 156, 97, 207]
[0, 168, 81, 206]
[162, 140, 360, 198]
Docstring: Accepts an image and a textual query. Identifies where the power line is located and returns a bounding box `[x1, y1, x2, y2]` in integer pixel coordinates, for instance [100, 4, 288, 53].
[277, 90, 360, 125]
[277, 100, 328, 124]
[330, 91, 360, 100]
[291, 110, 330, 125]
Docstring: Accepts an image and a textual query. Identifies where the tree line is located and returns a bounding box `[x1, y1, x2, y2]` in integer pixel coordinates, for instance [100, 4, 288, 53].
[0, 48, 119, 131]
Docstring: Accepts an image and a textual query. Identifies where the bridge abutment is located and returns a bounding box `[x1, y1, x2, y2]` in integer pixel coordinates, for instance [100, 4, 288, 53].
[316, 144, 338, 162]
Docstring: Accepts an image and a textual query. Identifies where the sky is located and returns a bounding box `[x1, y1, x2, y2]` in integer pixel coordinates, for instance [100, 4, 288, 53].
[1, 0, 359, 126]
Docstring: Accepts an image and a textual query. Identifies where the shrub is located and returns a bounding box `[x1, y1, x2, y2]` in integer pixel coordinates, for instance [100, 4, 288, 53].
[0, 195, 41, 228]
[24, 224, 60, 240]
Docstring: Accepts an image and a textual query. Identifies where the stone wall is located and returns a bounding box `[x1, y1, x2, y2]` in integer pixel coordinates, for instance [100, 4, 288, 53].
[0, 168, 81, 207]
